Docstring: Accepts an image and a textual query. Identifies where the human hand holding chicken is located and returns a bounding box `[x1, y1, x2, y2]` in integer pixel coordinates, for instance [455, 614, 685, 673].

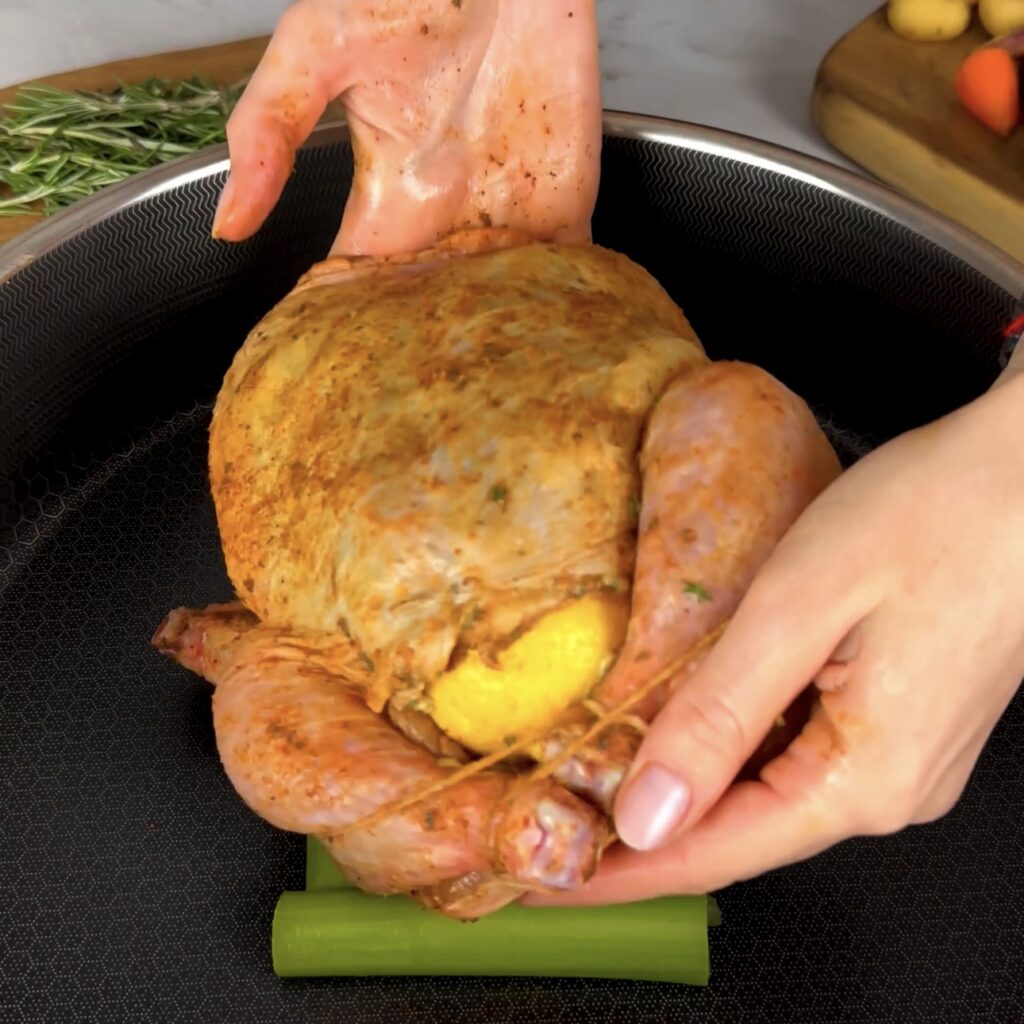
[531, 359, 1024, 904]
[210, 0, 601, 254]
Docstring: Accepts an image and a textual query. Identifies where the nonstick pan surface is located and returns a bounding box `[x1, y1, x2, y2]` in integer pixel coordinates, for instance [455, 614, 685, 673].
[2, 115, 1023, 1024]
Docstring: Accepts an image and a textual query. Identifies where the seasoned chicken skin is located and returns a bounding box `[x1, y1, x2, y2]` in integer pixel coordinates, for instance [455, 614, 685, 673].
[212, 234, 706, 713]
[155, 0, 842, 918]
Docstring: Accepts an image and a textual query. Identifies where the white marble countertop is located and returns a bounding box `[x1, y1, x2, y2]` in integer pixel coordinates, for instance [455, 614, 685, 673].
[0, 0, 881, 171]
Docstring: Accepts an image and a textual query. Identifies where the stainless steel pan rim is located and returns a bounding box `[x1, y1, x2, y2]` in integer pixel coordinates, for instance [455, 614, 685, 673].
[1, 111, 1021, 297]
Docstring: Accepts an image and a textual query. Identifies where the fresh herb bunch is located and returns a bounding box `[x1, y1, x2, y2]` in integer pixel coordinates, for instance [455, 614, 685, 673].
[0, 76, 245, 217]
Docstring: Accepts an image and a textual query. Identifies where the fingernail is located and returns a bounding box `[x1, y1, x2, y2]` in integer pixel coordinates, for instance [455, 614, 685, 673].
[211, 176, 236, 238]
[615, 762, 690, 851]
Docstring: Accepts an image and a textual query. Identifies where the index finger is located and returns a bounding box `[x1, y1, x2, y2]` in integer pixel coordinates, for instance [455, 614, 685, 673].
[212, 2, 348, 242]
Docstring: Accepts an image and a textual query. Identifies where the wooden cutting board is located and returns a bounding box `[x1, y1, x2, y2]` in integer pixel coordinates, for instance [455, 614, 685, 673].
[0, 35, 345, 249]
[812, 7, 1024, 266]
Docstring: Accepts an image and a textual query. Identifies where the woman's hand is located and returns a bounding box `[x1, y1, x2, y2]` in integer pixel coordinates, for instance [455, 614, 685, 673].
[211, 0, 600, 256]
[527, 370, 1024, 904]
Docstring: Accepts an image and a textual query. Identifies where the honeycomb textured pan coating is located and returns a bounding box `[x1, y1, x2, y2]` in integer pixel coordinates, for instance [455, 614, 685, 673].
[1, 132, 1022, 1023]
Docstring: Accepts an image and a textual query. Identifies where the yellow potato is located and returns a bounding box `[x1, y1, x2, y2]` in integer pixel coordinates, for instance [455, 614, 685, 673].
[979, 0, 1024, 34]
[429, 594, 629, 754]
[887, 0, 972, 40]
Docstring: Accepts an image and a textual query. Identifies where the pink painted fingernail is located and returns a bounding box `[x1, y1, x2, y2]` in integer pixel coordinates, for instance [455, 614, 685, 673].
[615, 762, 690, 851]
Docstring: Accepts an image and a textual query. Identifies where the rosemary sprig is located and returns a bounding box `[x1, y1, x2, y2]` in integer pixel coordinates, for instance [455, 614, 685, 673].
[0, 76, 245, 217]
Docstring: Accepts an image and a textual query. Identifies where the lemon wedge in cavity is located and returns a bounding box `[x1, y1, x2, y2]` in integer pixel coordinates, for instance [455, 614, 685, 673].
[429, 593, 630, 755]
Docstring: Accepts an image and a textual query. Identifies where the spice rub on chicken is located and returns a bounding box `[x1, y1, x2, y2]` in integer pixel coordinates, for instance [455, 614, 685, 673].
[212, 235, 705, 714]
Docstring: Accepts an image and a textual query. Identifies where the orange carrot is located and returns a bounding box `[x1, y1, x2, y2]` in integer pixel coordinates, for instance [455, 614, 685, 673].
[954, 47, 1020, 137]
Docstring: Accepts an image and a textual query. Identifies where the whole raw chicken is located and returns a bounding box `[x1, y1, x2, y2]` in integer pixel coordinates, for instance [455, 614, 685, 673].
[154, 0, 841, 919]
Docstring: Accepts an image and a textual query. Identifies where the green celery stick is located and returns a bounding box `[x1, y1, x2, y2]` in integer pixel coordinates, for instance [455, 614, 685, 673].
[272, 889, 712, 984]
[305, 836, 355, 891]
[292, 839, 716, 983]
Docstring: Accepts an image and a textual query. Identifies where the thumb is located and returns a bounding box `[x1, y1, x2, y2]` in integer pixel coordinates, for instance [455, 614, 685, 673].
[613, 556, 860, 852]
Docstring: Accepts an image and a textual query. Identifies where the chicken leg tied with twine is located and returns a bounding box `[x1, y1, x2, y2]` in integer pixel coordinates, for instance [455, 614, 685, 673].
[335, 621, 731, 840]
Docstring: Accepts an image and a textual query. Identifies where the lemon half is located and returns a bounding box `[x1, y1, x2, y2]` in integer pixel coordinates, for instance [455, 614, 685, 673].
[429, 594, 629, 754]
